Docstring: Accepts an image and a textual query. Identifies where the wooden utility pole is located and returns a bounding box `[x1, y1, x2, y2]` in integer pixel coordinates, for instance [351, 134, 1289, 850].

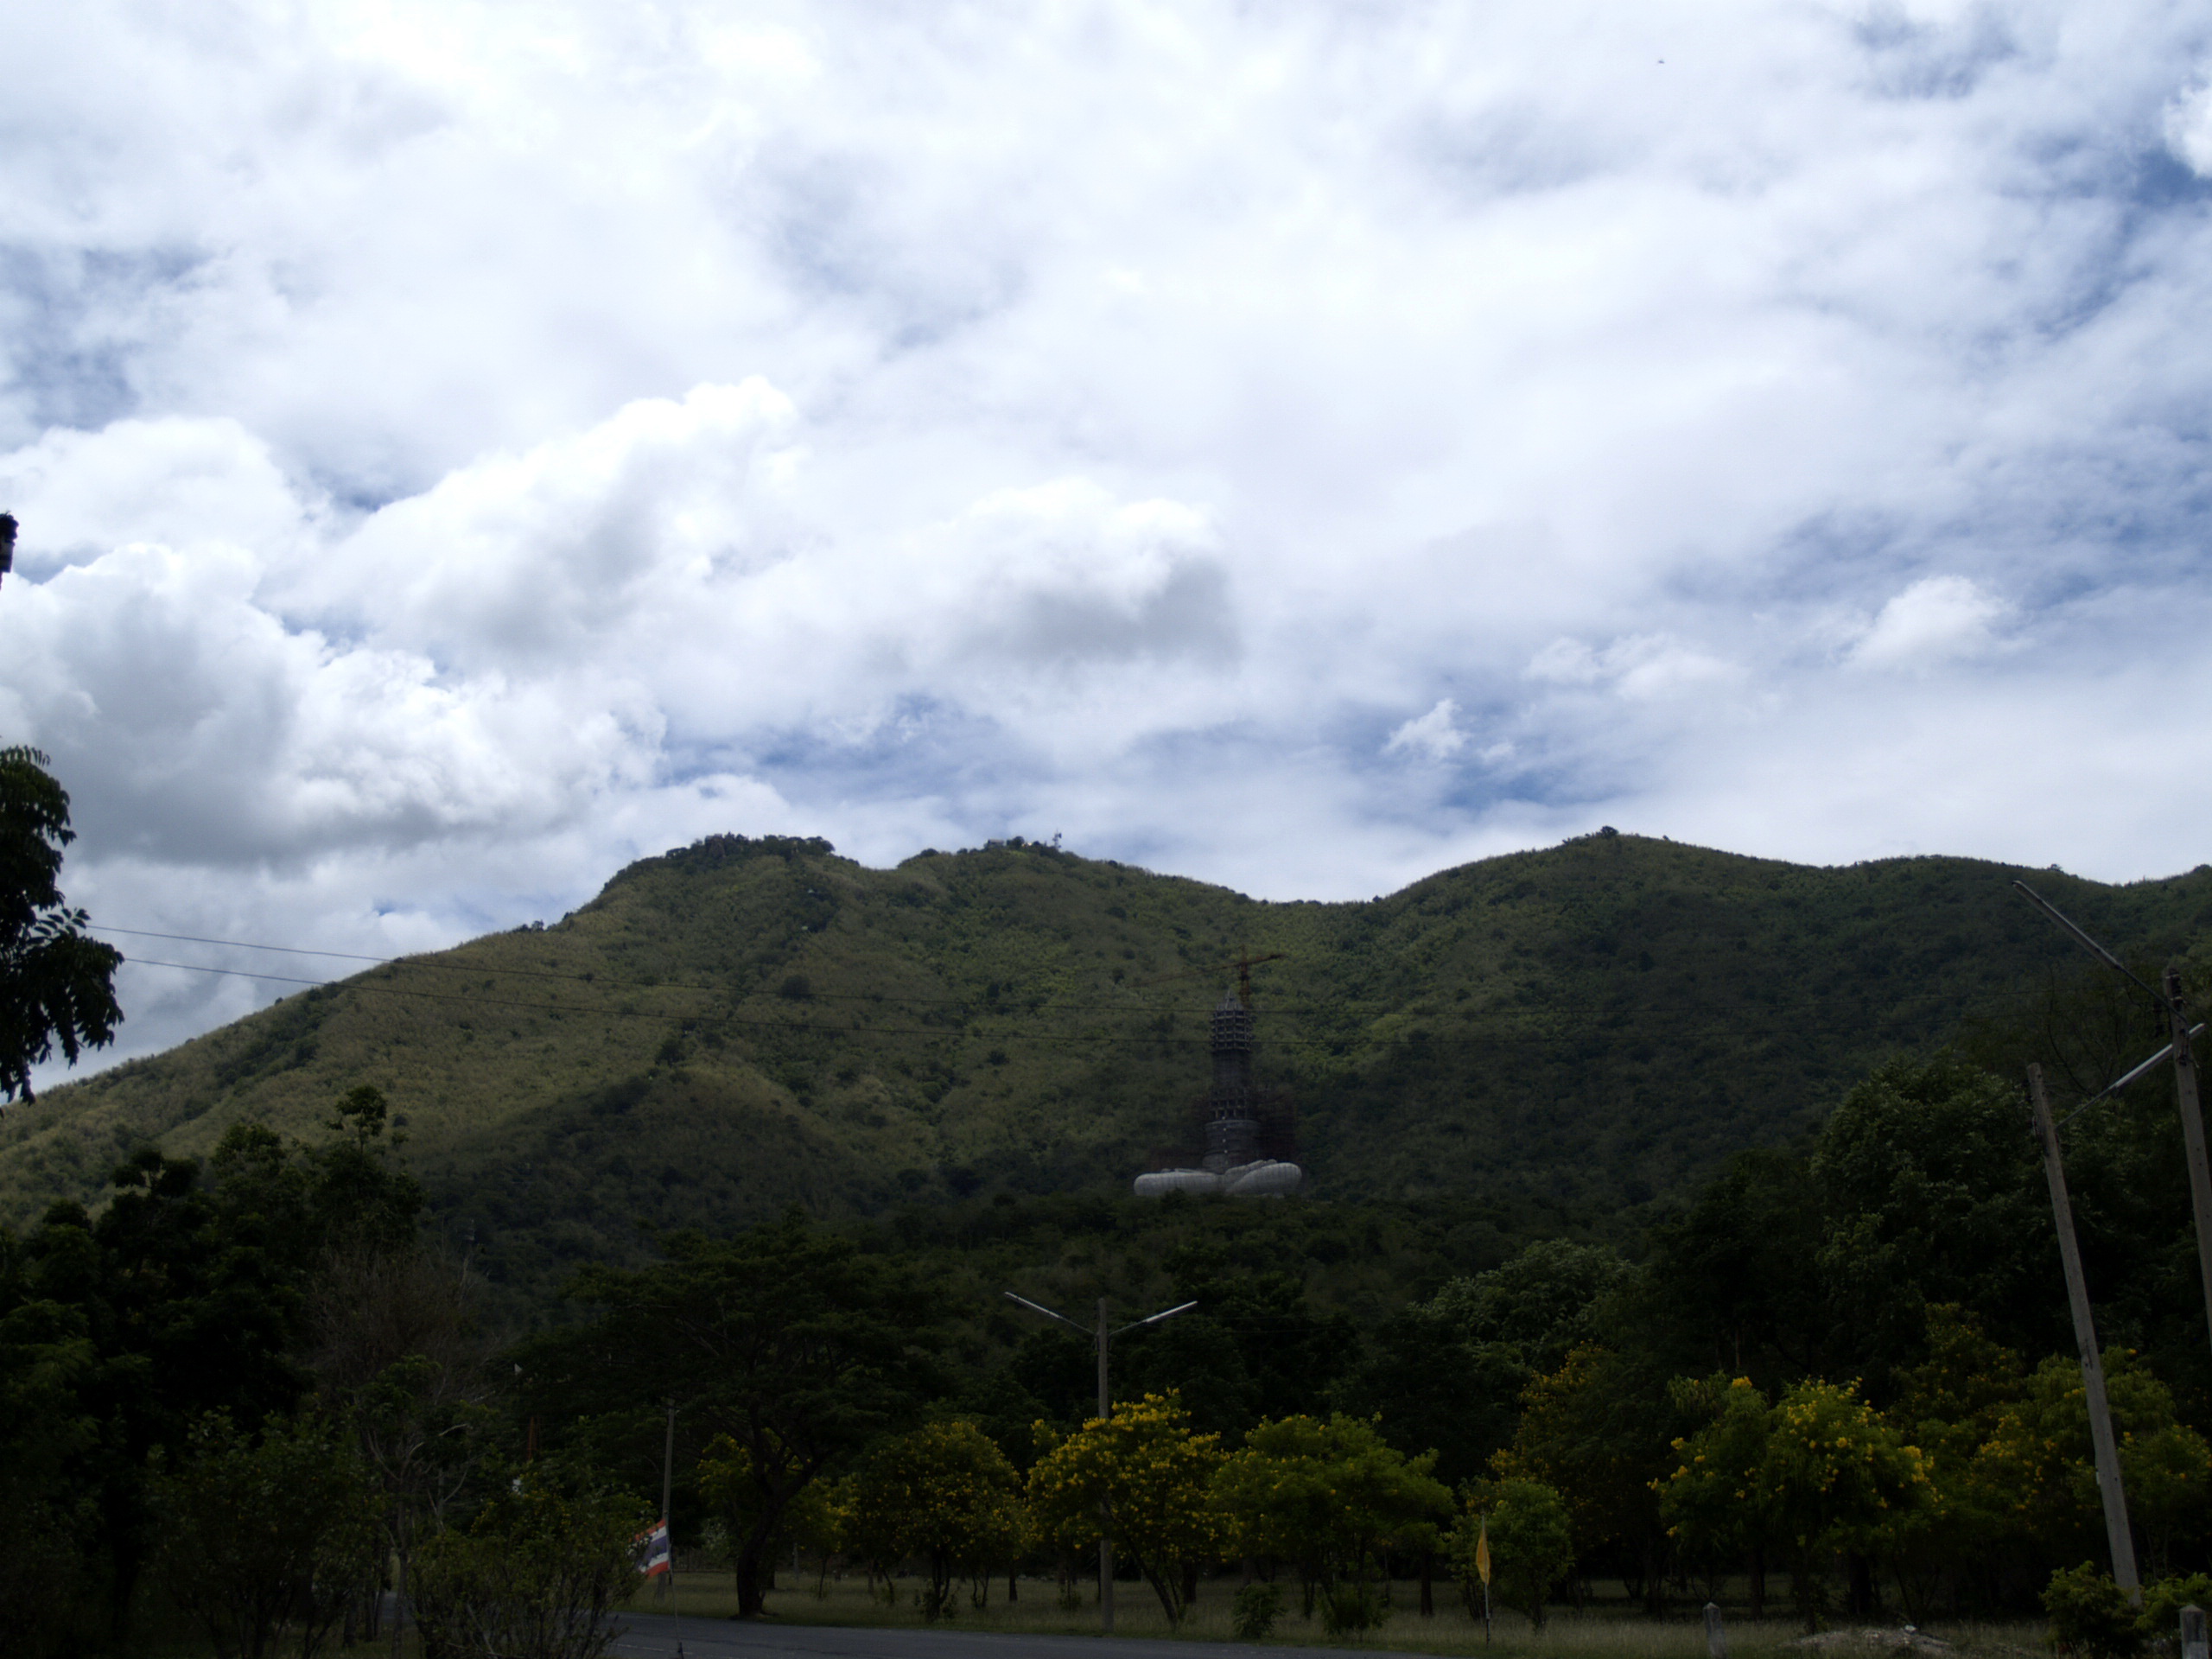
[2029, 1064, 2139, 1598]
[2165, 969, 2212, 1358]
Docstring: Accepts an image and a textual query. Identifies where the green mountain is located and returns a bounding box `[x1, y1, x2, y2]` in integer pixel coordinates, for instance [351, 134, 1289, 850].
[6, 830, 2209, 1305]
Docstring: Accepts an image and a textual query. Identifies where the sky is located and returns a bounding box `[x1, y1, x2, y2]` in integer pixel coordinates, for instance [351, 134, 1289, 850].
[5, 0, 2212, 1080]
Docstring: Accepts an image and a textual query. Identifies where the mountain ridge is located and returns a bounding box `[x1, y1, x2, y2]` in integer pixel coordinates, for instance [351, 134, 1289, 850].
[6, 830, 2209, 1305]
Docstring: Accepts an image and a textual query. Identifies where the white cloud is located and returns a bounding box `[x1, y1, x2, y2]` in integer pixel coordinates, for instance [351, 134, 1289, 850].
[2168, 79, 2212, 176]
[1386, 699, 1468, 760]
[3, 0, 2212, 1081]
[1849, 575, 2009, 670]
[1526, 635, 1740, 700]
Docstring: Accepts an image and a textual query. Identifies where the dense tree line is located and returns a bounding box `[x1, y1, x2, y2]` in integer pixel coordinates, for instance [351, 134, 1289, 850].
[499, 1034, 2212, 1640]
[9, 1035, 2212, 1649]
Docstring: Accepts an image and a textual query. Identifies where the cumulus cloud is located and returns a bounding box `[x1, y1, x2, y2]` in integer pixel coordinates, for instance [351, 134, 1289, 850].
[2169, 80, 2212, 176]
[3, 0, 2212, 1078]
[1849, 575, 2010, 670]
[1386, 699, 1469, 761]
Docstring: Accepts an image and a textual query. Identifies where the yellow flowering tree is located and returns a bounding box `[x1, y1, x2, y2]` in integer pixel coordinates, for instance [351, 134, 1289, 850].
[1657, 1376, 1776, 1592]
[1977, 1351, 2212, 1581]
[1759, 1380, 1930, 1631]
[1881, 1306, 2028, 1618]
[841, 1421, 1024, 1621]
[1211, 1413, 1451, 1628]
[1026, 1393, 1223, 1626]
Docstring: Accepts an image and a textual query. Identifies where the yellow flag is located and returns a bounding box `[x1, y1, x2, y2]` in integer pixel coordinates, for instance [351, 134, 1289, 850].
[1475, 1516, 1491, 1586]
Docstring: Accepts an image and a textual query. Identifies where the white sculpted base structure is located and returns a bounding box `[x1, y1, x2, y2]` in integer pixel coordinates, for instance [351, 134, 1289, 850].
[1133, 1159, 1304, 1198]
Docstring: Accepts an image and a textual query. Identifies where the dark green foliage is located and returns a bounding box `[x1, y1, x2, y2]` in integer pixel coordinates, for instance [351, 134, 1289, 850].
[1815, 1055, 2050, 1389]
[0, 1232, 99, 1657]
[409, 1470, 645, 1659]
[1336, 1240, 1630, 1488]
[0, 1088, 423, 1647]
[149, 1409, 380, 1659]
[1638, 1147, 1827, 1385]
[2043, 1563, 2145, 1657]
[1333, 1302, 1521, 1489]
[518, 1209, 949, 1617]
[2139, 1575, 2212, 1643]
[0, 747, 121, 1102]
[1472, 1478, 1575, 1631]
[1319, 1579, 1392, 1637]
[1233, 1580, 1285, 1640]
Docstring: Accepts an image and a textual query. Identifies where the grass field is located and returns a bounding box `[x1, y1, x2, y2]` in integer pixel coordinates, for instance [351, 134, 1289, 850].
[616, 1569, 2045, 1656]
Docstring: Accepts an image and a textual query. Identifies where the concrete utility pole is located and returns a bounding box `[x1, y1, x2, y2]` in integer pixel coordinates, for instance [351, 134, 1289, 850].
[2014, 882, 2212, 1367]
[2164, 966, 2212, 1355]
[1002, 1290, 1196, 1636]
[2029, 1064, 2139, 1599]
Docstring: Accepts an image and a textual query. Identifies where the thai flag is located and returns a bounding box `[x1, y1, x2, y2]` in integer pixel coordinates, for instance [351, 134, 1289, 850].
[635, 1519, 671, 1578]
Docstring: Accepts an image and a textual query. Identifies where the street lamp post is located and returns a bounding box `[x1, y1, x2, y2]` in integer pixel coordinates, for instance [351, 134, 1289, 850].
[1003, 1290, 1195, 1633]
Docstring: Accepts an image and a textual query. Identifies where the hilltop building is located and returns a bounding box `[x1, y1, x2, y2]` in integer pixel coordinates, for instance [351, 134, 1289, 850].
[1134, 990, 1303, 1198]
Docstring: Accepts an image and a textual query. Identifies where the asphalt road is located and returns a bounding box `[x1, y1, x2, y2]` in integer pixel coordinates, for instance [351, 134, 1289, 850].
[610, 1612, 1408, 1659]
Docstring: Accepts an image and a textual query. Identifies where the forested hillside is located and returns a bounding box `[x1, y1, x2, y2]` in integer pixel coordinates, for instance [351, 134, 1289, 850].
[5, 830, 2209, 1307]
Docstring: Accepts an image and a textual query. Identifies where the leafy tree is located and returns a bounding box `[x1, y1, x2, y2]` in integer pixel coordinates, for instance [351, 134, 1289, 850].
[2043, 1562, 2145, 1659]
[838, 1421, 1024, 1619]
[309, 1242, 488, 1648]
[1333, 1302, 1522, 1490]
[1639, 1147, 1827, 1386]
[0, 1243, 100, 1658]
[1492, 1344, 1686, 1613]
[408, 1469, 645, 1659]
[1211, 1412, 1450, 1620]
[1415, 1239, 1637, 1496]
[1157, 1241, 1359, 1427]
[1657, 1376, 1776, 1603]
[149, 1409, 381, 1659]
[1455, 1478, 1573, 1631]
[1814, 1055, 2050, 1385]
[1978, 1351, 2212, 1582]
[1427, 1240, 1633, 1376]
[518, 1209, 948, 1617]
[1757, 1379, 1932, 1631]
[0, 1095, 427, 1647]
[1875, 1305, 2025, 1618]
[0, 746, 122, 1102]
[1027, 1391, 1224, 1626]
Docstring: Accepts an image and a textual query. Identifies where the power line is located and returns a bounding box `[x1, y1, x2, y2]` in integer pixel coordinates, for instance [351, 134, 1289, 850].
[92, 925, 626, 986]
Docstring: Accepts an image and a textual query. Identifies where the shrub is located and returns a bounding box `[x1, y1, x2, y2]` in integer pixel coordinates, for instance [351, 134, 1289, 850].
[149, 1411, 379, 1659]
[1466, 1478, 1573, 1633]
[410, 1473, 645, 1659]
[2139, 1575, 2212, 1645]
[1319, 1579, 1391, 1637]
[2044, 1563, 2145, 1658]
[1233, 1581, 1285, 1641]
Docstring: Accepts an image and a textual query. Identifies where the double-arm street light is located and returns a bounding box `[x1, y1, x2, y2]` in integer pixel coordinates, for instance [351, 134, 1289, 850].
[1002, 1291, 1195, 1633]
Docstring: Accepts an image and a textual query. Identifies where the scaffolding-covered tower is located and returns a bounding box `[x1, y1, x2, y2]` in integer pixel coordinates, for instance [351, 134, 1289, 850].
[1135, 981, 1303, 1198]
[1203, 993, 1261, 1172]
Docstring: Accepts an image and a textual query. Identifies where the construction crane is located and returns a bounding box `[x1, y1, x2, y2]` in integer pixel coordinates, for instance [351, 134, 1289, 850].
[1139, 949, 1286, 1007]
